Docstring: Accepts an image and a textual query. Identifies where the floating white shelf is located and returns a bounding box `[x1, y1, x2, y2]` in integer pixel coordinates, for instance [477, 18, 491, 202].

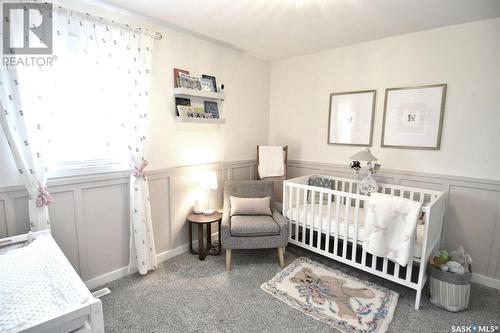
[174, 116, 226, 124]
[173, 87, 225, 101]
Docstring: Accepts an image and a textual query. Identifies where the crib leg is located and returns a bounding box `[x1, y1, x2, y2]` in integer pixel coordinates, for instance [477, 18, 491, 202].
[415, 288, 422, 310]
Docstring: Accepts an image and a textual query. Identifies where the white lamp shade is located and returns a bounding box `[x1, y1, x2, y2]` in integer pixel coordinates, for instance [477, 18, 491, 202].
[350, 148, 378, 162]
[200, 171, 218, 190]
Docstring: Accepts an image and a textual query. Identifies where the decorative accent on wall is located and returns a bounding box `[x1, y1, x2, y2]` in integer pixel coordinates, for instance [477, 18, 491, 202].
[381, 84, 447, 149]
[328, 90, 376, 146]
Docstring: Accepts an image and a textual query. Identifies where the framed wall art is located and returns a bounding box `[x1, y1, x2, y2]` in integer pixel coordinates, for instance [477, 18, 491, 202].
[381, 84, 447, 149]
[328, 90, 376, 146]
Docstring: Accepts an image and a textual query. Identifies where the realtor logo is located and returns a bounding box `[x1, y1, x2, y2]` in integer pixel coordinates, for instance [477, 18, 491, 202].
[3, 2, 53, 55]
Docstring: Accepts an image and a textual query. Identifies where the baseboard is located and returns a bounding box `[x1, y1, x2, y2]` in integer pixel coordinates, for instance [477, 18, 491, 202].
[85, 265, 131, 290]
[472, 273, 500, 289]
[84, 233, 218, 290]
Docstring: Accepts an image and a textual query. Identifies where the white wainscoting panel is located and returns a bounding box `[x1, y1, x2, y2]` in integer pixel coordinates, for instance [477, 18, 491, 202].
[13, 195, 29, 235]
[148, 177, 171, 255]
[446, 186, 499, 277]
[231, 165, 253, 181]
[49, 191, 80, 275]
[0, 200, 7, 238]
[82, 183, 130, 281]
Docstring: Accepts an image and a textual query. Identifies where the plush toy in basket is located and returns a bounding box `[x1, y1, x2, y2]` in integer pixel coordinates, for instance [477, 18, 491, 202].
[429, 246, 472, 312]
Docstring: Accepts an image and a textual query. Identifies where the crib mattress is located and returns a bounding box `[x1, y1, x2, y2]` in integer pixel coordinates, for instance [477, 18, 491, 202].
[0, 233, 92, 332]
[286, 203, 425, 258]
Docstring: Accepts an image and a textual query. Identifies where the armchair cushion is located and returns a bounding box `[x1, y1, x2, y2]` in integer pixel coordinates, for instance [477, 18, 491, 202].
[230, 215, 280, 237]
[230, 196, 272, 216]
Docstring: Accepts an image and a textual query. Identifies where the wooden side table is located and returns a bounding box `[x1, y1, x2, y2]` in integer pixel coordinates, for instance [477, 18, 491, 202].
[187, 212, 222, 260]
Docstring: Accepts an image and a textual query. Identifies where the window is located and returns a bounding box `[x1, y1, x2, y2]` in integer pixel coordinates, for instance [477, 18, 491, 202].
[16, 15, 137, 176]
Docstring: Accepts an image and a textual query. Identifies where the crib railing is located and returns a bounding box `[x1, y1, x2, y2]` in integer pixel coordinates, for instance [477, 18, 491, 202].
[283, 175, 447, 309]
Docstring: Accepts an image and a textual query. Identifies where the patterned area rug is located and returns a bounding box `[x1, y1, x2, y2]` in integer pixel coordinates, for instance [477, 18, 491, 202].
[261, 257, 398, 333]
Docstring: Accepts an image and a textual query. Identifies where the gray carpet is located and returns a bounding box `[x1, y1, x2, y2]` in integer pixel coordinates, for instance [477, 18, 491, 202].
[98, 245, 500, 332]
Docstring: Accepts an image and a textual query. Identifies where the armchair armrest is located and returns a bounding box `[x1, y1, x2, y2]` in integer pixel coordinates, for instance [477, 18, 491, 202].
[272, 205, 288, 233]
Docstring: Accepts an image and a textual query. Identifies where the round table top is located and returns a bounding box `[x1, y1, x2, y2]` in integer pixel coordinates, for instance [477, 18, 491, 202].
[187, 212, 223, 224]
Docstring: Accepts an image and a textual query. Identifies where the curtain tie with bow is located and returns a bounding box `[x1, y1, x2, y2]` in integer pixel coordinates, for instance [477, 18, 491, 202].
[133, 160, 149, 178]
[36, 182, 54, 208]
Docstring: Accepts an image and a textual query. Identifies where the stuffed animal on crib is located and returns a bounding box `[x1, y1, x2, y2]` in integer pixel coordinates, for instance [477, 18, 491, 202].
[350, 160, 361, 173]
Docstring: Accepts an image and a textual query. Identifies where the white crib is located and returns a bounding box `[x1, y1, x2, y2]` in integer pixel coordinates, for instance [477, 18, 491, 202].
[283, 175, 447, 309]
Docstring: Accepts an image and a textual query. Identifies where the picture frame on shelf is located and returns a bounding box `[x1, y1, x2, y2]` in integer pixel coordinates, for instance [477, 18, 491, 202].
[328, 90, 376, 146]
[201, 77, 216, 92]
[204, 101, 219, 119]
[173, 68, 189, 87]
[179, 72, 202, 90]
[381, 84, 447, 150]
[202, 74, 217, 92]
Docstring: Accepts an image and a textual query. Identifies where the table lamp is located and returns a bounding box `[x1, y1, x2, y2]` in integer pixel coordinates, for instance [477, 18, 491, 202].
[200, 171, 218, 215]
[349, 148, 381, 195]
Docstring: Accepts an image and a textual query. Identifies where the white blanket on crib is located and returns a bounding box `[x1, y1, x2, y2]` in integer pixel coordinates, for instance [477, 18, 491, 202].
[363, 193, 422, 266]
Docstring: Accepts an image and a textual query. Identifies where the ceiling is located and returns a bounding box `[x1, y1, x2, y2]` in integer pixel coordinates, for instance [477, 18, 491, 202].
[102, 0, 500, 60]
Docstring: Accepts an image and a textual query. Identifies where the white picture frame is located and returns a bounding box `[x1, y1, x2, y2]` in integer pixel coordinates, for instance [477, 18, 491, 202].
[328, 90, 376, 146]
[382, 84, 447, 149]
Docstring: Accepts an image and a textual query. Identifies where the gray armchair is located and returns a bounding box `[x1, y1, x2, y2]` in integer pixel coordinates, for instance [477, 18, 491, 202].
[221, 181, 288, 271]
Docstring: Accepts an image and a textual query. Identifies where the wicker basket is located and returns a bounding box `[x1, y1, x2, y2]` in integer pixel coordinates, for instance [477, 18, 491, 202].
[429, 264, 472, 312]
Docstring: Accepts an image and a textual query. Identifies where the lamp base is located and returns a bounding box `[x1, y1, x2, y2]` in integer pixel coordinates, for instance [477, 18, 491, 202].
[359, 174, 379, 195]
[203, 209, 215, 216]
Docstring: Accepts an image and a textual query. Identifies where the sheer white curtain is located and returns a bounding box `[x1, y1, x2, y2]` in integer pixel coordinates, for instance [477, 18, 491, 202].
[3, 7, 158, 274]
[52, 8, 158, 274]
[0, 67, 52, 231]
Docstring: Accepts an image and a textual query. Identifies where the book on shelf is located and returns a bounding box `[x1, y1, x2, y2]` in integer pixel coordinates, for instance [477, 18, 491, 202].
[173, 68, 189, 88]
[175, 97, 191, 116]
[176, 105, 193, 117]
